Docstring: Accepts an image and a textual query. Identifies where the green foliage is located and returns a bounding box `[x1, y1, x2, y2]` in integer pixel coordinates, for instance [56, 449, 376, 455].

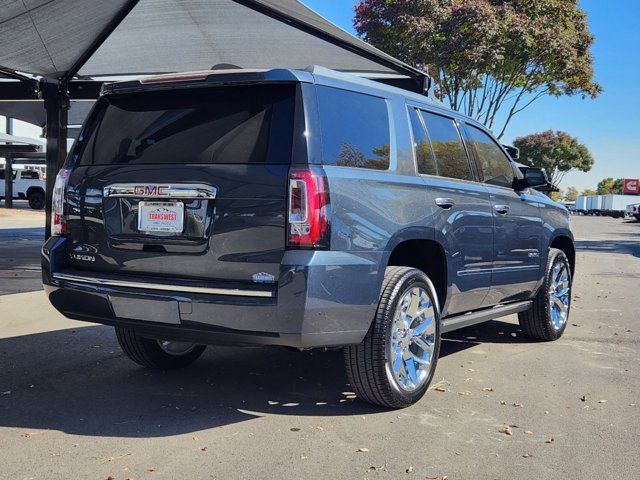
[596, 177, 625, 195]
[564, 186, 579, 202]
[581, 188, 596, 196]
[354, 0, 602, 138]
[513, 130, 594, 186]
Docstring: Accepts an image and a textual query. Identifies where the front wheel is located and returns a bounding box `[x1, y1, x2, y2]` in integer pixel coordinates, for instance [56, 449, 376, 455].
[344, 267, 441, 409]
[518, 248, 572, 341]
[115, 327, 206, 369]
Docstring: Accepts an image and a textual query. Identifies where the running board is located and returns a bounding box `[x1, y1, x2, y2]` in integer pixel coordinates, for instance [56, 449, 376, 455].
[441, 301, 532, 333]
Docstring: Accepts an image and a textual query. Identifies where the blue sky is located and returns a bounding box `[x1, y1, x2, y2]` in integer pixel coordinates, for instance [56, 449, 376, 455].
[304, 0, 640, 192]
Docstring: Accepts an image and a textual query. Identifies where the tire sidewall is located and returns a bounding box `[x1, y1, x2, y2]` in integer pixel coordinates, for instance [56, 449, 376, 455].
[543, 250, 572, 339]
[382, 270, 441, 405]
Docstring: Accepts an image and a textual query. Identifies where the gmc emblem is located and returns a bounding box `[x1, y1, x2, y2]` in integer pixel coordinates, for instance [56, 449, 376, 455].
[134, 185, 168, 196]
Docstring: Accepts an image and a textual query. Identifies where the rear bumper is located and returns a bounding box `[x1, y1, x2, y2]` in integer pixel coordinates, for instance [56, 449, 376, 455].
[42, 236, 383, 349]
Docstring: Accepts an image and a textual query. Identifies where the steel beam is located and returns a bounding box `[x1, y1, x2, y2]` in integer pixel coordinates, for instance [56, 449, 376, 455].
[41, 79, 69, 238]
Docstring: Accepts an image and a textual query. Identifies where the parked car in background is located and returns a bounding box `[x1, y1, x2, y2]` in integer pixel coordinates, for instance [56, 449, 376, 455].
[42, 67, 575, 408]
[0, 167, 46, 209]
[627, 203, 640, 221]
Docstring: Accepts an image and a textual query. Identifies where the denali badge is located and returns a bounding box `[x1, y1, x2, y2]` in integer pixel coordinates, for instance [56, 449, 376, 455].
[252, 272, 275, 284]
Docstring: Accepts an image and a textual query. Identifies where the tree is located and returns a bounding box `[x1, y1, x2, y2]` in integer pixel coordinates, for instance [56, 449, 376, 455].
[513, 130, 594, 186]
[596, 177, 625, 194]
[564, 186, 579, 202]
[354, 0, 601, 138]
[581, 188, 596, 196]
[550, 189, 564, 202]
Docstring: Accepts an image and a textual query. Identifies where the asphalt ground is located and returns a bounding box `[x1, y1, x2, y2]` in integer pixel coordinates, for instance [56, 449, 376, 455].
[0, 214, 638, 479]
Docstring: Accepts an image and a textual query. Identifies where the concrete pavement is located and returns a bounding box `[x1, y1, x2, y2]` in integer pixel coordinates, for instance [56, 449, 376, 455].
[0, 215, 638, 479]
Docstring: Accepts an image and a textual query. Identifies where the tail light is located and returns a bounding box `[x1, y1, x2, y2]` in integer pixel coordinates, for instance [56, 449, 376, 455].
[51, 167, 72, 235]
[287, 167, 330, 249]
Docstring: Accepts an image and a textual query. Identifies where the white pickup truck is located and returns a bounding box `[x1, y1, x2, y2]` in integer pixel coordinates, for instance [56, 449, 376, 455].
[0, 167, 46, 209]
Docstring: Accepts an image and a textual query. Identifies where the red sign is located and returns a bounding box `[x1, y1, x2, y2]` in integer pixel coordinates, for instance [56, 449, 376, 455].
[624, 179, 639, 194]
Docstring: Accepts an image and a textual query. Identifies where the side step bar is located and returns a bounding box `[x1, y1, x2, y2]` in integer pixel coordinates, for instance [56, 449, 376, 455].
[441, 301, 532, 333]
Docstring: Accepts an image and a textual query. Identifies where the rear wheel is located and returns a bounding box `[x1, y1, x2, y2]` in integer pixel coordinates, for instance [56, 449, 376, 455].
[28, 190, 45, 210]
[344, 267, 440, 409]
[518, 248, 572, 341]
[115, 326, 206, 369]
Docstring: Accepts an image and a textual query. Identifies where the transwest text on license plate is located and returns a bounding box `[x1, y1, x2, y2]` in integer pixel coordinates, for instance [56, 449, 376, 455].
[138, 201, 184, 233]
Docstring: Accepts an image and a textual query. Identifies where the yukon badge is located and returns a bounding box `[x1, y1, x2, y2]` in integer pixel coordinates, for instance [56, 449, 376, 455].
[70, 253, 95, 262]
[252, 272, 275, 284]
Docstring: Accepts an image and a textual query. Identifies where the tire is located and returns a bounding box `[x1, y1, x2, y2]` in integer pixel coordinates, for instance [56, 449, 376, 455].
[344, 267, 441, 409]
[28, 190, 45, 210]
[518, 248, 572, 341]
[115, 326, 206, 369]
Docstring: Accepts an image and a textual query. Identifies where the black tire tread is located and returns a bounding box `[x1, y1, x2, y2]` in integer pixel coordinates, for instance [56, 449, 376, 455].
[518, 248, 570, 341]
[115, 326, 205, 369]
[344, 267, 439, 409]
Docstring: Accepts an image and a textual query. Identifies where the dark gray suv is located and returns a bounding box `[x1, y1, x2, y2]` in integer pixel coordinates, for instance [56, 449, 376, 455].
[42, 66, 574, 408]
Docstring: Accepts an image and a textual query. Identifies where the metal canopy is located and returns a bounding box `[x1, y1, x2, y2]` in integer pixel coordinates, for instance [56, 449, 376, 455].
[0, 0, 427, 232]
[0, 100, 93, 128]
[1, 0, 423, 82]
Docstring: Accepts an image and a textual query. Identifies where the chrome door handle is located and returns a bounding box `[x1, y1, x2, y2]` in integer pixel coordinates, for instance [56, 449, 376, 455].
[435, 198, 455, 209]
[494, 204, 510, 215]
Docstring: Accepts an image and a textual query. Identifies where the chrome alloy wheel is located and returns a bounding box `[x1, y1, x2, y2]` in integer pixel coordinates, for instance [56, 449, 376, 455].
[387, 286, 436, 392]
[549, 259, 571, 331]
[157, 340, 198, 356]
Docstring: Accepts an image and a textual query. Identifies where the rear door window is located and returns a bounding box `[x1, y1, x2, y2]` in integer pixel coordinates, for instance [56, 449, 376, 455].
[316, 86, 390, 170]
[77, 84, 295, 166]
[421, 112, 472, 181]
[408, 108, 437, 176]
[466, 124, 515, 188]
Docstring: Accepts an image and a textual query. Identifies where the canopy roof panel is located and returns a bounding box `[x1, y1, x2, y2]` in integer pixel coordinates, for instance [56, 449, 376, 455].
[1, 0, 423, 81]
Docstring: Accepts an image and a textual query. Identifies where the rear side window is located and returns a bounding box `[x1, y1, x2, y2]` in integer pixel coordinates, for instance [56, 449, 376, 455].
[408, 108, 437, 176]
[466, 125, 515, 187]
[21, 170, 40, 179]
[77, 84, 295, 165]
[421, 112, 472, 181]
[316, 86, 390, 170]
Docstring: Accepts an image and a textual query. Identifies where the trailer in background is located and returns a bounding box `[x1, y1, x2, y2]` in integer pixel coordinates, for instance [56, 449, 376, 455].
[601, 194, 635, 218]
[574, 195, 587, 214]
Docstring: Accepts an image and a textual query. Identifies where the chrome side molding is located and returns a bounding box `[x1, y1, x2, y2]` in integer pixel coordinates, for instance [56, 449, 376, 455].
[103, 183, 217, 199]
[52, 272, 273, 298]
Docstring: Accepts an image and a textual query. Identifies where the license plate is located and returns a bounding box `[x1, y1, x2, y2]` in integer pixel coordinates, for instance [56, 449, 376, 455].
[138, 201, 184, 233]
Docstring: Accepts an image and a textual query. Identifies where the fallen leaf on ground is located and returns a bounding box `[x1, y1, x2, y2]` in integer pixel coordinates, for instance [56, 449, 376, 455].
[482, 387, 494, 392]
[406, 466, 414, 473]
[357, 448, 369, 453]
[500, 400, 507, 405]
[434, 386, 446, 392]
[522, 454, 531, 458]
[458, 390, 472, 396]
[598, 400, 607, 404]
[498, 427, 513, 436]
[545, 438, 555, 444]
[201, 446, 208, 451]
[580, 395, 587, 402]
[524, 430, 533, 435]
[290, 428, 301, 432]
[513, 402, 523, 408]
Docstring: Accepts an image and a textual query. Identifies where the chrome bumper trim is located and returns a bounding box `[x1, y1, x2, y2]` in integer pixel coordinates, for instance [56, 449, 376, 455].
[52, 273, 274, 298]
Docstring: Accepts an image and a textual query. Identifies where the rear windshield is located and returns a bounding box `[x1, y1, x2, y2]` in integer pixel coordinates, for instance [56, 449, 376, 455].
[77, 84, 295, 166]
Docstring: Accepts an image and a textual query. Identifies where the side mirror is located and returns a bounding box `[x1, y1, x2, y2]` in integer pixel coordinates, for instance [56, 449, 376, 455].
[516, 166, 549, 190]
[502, 144, 520, 160]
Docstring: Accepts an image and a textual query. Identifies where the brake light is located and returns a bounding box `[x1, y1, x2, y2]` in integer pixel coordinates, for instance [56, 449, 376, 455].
[51, 167, 72, 235]
[287, 167, 330, 249]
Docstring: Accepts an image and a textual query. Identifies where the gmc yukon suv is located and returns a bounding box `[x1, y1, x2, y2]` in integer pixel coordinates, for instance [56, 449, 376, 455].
[42, 67, 575, 408]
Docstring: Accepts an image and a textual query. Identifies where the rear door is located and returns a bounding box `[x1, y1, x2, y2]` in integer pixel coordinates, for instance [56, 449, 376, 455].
[463, 123, 542, 305]
[409, 107, 494, 315]
[64, 83, 301, 286]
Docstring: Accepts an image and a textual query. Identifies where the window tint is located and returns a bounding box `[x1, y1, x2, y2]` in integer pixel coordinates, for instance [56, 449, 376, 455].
[21, 170, 40, 179]
[77, 85, 295, 166]
[408, 108, 437, 176]
[467, 125, 514, 187]
[316, 86, 390, 170]
[421, 112, 472, 181]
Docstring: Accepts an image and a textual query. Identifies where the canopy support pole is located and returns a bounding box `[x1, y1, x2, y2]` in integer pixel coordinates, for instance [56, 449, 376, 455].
[3, 118, 13, 209]
[42, 79, 69, 239]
